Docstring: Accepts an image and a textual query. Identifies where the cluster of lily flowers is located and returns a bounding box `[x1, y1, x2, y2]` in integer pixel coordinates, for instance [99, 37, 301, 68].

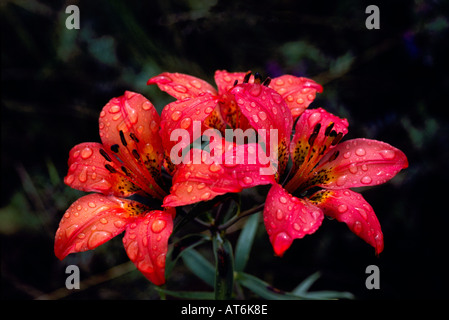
[55, 70, 408, 286]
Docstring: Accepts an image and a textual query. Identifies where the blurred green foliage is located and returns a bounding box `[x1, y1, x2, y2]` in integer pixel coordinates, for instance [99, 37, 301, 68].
[1, 0, 449, 299]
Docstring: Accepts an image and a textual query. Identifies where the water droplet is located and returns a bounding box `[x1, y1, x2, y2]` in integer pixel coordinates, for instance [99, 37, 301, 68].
[78, 167, 88, 182]
[296, 97, 304, 104]
[361, 164, 368, 171]
[293, 223, 301, 231]
[243, 176, 253, 185]
[180, 117, 192, 129]
[77, 233, 86, 239]
[336, 175, 347, 187]
[275, 79, 284, 86]
[205, 106, 214, 114]
[100, 218, 108, 224]
[156, 254, 166, 268]
[276, 209, 283, 220]
[258, 111, 267, 121]
[88, 231, 111, 249]
[109, 105, 120, 113]
[279, 196, 288, 204]
[249, 84, 262, 96]
[197, 182, 206, 190]
[174, 85, 187, 93]
[343, 151, 351, 159]
[337, 204, 348, 213]
[190, 80, 202, 89]
[251, 114, 259, 123]
[308, 112, 322, 128]
[81, 147, 93, 159]
[114, 220, 126, 228]
[361, 176, 372, 184]
[355, 148, 366, 156]
[353, 221, 363, 234]
[209, 163, 221, 173]
[200, 192, 211, 200]
[186, 185, 193, 193]
[349, 163, 358, 174]
[357, 208, 368, 221]
[171, 111, 182, 121]
[151, 219, 166, 233]
[380, 149, 395, 160]
[88, 202, 96, 208]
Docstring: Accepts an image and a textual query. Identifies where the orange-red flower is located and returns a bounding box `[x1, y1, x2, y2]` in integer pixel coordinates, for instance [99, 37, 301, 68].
[55, 91, 174, 285]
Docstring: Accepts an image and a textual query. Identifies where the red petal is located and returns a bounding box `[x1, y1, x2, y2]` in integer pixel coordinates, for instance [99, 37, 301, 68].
[64, 142, 141, 197]
[311, 189, 384, 255]
[285, 108, 349, 192]
[147, 72, 217, 100]
[263, 183, 324, 257]
[122, 208, 174, 285]
[99, 91, 166, 199]
[269, 75, 323, 119]
[214, 70, 251, 95]
[231, 83, 293, 176]
[316, 138, 409, 189]
[160, 93, 220, 156]
[54, 194, 147, 260]
[163, 144, 276, 207]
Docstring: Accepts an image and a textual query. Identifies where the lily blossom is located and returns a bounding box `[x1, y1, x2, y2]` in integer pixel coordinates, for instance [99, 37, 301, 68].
[55, 91, 174, 285]
[264, 107, 408, 256]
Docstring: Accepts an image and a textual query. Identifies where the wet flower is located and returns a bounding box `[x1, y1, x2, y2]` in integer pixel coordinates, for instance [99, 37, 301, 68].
[55, 91, 174, 285]
[263, 107, 408, 256]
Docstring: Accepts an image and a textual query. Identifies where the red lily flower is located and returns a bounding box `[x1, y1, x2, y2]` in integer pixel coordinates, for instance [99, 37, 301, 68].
[263, 107, 408, 256]
[55, 91, 175, 285]
[147, 70, 322, 173]
[161, 80, 294, 207]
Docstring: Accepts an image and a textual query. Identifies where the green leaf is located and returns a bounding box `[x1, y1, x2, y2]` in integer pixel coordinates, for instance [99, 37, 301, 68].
[291, 271, 321, 295]
[234, 213, 260, 272]
[181, 248, 215, 287]
[213, 233, 234, 300]
[154, 287, 215, 300]
[236, 272, 304, 300]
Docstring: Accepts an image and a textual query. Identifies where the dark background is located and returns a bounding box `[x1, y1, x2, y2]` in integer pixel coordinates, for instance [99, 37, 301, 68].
[1, 0, 448, 300]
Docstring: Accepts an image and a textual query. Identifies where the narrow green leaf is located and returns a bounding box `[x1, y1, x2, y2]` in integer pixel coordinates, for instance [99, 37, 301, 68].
[182, 248, 215, 287]
[236, 272, 305, 300]
[291, 271, 321, 295]
[154, 287, 215, 300]
[234, 213, 260, 272]
[213, 233, 234, 300]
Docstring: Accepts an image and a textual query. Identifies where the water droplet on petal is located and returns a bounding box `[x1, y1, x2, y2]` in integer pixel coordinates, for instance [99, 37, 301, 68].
[114, 220, 126, 228]
[81, 147, 93, 159]
[337, 204, 348, 213]
[353, 221, 363, 234]
[279, 196, 288, 204]
[308, 112, 322, 128]
[242, 176, 253, 185]
[151, 219, 166, 233]
[171, 111, 182, 121]
[355, 148, 366, 156]
[349, 163, 358, 174]
[258, 111, 267, 121]
[100, 218, 108, 224]
[200, 192, 211, 200]
[88, 231, 111, 249]
[209, 163, 221, 173]
[380, 149, 395, 160]
[88, 202, 96, 208]
[361, 176, 372, 184]
[109, 105, 120, 113]
[276, 209, 283, 220]
[180, 117, 192, 129]
[174, 85, 187, 93]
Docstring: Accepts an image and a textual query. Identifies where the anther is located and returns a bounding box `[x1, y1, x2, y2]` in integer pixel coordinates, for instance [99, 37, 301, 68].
[324, 122, 335, 136]
[111, 144, 120, 153]
[328, 150, 340, 162]
[331, 132, 344, 146]
[119, 130, 127, 147]
[308, 123, 321, 146]
[99, 149, 112, 162]
[243, 71, 252, 83]
[132, 149, 140, 160]
[254, 72, 262, 84]
[233, 80, 238, 87]
[105, 164, 117, 173]
[121, 166, 129, 175]
[129, 132, 139, 143]
[262, 77, 271, 86]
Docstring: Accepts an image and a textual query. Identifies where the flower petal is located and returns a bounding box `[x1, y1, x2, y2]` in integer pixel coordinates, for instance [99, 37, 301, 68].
[269, 75, 323, 119]
[315, 138, 409, 189]
[214, 70, 251, 95]
[99, 91, 166, 199]
[263, 183, 324, 257]
[285, 108, 348, 192]
[55, 194, 148, 260]
[64, 142, 141, 197]
[147, 72, 217, 100]
[122, 208, 174, 285]
[231, 83, 293, 176]
[310, 189, 384, 255]
[163, 144, 276, 207]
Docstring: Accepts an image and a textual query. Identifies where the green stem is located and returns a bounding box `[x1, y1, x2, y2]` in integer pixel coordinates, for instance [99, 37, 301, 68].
[218, 203, 264, 231]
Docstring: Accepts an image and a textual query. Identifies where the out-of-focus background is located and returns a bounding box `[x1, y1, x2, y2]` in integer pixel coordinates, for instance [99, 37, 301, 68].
[1, 0, 448, 300]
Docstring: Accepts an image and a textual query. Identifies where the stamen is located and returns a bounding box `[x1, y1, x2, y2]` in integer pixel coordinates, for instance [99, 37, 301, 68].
[308, 123, 321, 146]
[121, 166, 129, 176]
[254, 72, 262, 84]
[328, 150, 340, 162]
[105, 164, 117, 173]
[119, 130, 127, 147]
[262, 77, 271, 87]
[243, 71, 252, 83]
[233, 79, 238, 86]
[99, 149, 112, 162]
[331, 132, 344, 146]
[111, 144, 120, 153]
[132, 149, 140, 160]
[324, 122, 335, 136]
[129, 132, 139, 143]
